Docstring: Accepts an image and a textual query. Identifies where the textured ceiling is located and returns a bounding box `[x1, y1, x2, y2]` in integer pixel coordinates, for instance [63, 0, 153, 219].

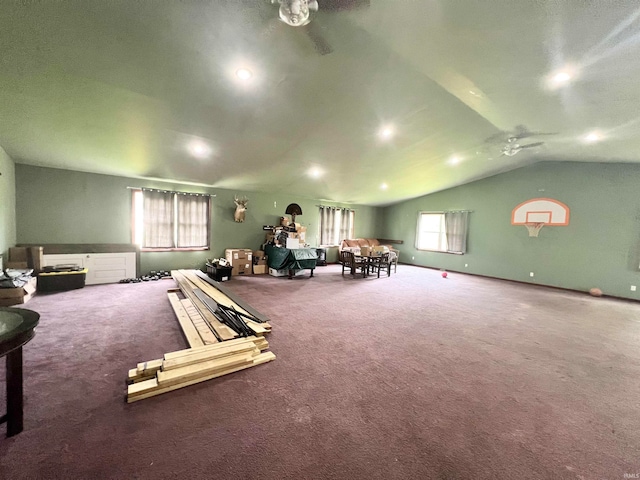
[1, 1, 639, 206]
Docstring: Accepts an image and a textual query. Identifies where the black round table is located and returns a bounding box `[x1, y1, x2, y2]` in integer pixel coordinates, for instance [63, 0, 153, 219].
[0, 307, 39, 437]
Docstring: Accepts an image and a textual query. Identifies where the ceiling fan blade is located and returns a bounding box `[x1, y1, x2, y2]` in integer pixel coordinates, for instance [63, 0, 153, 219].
[511, 124, 557, 139]
[320, 0, 370, 11]
[520, 142, 545, 149]
[304, 20, 333, 55]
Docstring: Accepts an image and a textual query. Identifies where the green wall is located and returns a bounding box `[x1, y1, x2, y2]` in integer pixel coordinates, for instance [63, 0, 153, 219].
[0, 146, 16, 262]
[383, 161, 640, 300]
[15, 164, 381, 273]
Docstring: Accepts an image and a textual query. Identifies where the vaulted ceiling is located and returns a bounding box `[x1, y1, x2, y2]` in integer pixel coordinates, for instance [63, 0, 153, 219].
[1, 1, 639, 205]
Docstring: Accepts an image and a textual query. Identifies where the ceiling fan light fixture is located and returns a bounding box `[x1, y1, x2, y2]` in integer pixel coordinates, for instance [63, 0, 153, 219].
[278, 0, 316, 27]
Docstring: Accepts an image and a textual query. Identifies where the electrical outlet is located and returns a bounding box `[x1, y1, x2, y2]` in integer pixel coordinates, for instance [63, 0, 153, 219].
[529, 272, 534, 277]
[631, 285, 637, 292]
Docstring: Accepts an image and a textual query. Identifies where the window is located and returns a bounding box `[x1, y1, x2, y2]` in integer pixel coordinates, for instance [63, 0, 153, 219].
[416, 213, 447, 252]
[318, 206, 355, 246]
[132, 189, 210, 250]
[416, 211, 469, 254]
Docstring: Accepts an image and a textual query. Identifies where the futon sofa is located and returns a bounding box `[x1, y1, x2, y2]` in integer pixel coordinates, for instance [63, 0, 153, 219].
[339, 238, 400, 269]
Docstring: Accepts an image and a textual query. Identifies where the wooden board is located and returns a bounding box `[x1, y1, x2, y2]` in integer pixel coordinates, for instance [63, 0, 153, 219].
[172, 271, 237, 341]
[126, 352, 276, 403]
[180, 298, 218, 345]
[163, 336, 268, 361]
[181, 270, 272, 331]
[194, 269, 271, 323]
[129, 337, 268, 382]
[156, 352, 255, 388]
[167, 292, 205, 348]
[179, 270, 253, 317]
[161, 343, 259, 372]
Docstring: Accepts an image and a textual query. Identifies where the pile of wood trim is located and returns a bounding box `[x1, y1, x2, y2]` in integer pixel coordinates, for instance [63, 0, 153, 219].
[127, 337, 274, 403]
[125, 270, 275, 403]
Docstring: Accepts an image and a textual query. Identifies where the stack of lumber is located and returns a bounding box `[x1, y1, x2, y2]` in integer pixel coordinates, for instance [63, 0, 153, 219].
[125, 269, 275, 403]
[171, 269, 271, 343]
[126, 336, 274, 403]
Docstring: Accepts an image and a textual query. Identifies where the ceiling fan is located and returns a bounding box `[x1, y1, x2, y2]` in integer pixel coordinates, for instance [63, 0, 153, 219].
[483, 125, 557, 158]
[268, 0, 370, 55]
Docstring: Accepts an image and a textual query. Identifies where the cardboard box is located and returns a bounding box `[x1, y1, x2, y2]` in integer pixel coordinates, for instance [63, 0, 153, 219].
[232, 263, 252, 276]
[9, 247, 28, 263]
[253, 250, 267, 265]
[0, 277, 37, 307]
[6, 261, 29, 269]
[268, 267, 305, 277]
[286, 238, 300, 249]
[27, 246, 44, 272]
[253, 264, 267, 275]
[224, 248, 253, 264]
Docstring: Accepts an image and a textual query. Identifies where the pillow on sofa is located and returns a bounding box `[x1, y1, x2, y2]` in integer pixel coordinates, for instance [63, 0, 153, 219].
[368, 239, 380, 246]
[357, 238, 370, 247]
[344, 239, 359, 247]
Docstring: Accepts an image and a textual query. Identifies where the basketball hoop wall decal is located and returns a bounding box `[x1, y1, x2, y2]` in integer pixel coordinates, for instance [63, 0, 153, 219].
[511, 198, 570, 237]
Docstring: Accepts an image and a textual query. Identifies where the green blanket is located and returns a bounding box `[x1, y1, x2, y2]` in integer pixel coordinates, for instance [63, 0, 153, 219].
[265, 245, 318, 270]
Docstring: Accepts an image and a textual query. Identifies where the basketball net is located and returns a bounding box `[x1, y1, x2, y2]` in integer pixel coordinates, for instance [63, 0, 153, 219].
[525, 223, 545, 237]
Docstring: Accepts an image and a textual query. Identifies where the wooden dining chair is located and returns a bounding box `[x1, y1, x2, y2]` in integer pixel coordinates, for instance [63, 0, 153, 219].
[340, 251, 366, 277]
[369, 252, 391, 278]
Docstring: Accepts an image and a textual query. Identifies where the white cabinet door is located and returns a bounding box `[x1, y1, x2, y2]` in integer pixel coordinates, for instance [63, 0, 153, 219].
[84, 253, 136, 285]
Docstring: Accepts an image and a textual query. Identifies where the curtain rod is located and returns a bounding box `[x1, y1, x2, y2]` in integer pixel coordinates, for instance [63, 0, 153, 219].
[316, 204, 356, 210]
[127, 186, 216, 197]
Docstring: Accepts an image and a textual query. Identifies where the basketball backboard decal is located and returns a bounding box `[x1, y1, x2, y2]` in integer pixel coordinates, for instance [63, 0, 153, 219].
[511, 198, 570, 225]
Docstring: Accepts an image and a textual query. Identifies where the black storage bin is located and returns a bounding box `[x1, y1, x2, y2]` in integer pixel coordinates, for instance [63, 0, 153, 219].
[205, 263, 232, 282]
[37, 268, 88, 292]
[315, 248, 327, 266]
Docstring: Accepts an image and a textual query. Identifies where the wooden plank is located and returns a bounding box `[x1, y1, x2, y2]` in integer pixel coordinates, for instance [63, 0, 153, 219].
[163, 336, 269, 361]
[172, 271, 237, 341]
[128, 370, 156, 383]
[136, 358, 163, 375]
[156, 352, 255, 388]
[167, 292, 205, 348]
[126, 352, 276, 403]
[180, 270, 252, 316]
[180, 298, 218, 345]
[161, 343, 260, 372]
[130, 337, 268, 382]
[186, 270, 273, 331]
[194, 269, 271, 323]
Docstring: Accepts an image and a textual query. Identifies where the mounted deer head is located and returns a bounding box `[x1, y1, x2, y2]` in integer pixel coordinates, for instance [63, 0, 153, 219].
[234, 195, 248, 223]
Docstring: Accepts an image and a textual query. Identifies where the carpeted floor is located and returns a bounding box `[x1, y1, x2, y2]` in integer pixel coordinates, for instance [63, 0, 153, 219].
[1, 264, 639, 479]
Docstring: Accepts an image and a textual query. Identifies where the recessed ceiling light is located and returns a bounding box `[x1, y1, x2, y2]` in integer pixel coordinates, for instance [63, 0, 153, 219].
[545, 67, 577, 90]
[308, 167, 323, 178]
[584, 131, 602, 143]
[235, 68, 252, 80]
[552, 71, 571, 83]
[188, 141, 211, 159]
[448, 155, 461, 165]
[380, 183, 388, 190]
[379, 126, 395, 140]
